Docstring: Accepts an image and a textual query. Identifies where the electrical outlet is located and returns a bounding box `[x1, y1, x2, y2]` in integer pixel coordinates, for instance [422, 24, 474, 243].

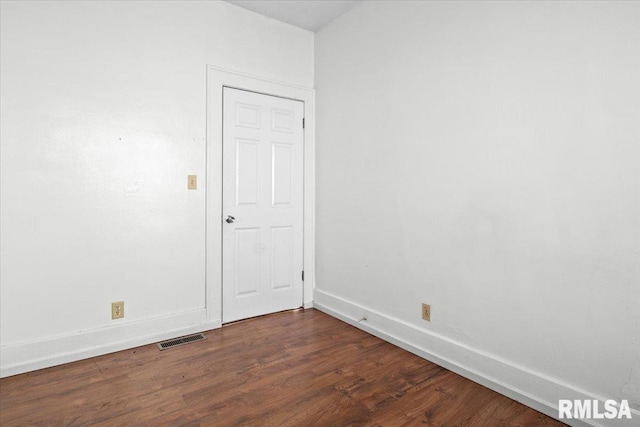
[188, 175, 197, 190]
[112, 301, 124, 319]
[422, 303, 431, 321]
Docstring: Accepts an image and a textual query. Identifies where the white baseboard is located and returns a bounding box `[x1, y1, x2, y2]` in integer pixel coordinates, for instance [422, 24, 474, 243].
[313, 289, 639, 427]
[1, 308, 221, 378]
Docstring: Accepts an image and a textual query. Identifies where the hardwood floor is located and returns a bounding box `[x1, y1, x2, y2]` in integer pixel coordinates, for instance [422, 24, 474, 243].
[0, 309, 564, 426]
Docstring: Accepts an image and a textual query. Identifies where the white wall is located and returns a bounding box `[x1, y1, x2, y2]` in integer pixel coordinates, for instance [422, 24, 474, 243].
[314, 1, 640, 425]
[0, 0, 313, 376]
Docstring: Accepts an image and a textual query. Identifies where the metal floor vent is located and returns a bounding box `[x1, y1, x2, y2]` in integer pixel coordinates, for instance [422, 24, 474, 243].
[157, 333, 206, 350]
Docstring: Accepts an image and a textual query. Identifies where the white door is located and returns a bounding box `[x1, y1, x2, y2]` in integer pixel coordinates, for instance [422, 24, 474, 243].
[222, 87, 304, 323]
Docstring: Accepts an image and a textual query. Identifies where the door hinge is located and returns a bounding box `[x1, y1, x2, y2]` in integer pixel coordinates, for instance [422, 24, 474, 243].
[302, 118, 305, 129]
[302, 270, 305, 281]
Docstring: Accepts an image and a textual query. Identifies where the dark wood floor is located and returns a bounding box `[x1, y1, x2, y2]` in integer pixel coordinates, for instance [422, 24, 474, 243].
[0, 309, 564, 426]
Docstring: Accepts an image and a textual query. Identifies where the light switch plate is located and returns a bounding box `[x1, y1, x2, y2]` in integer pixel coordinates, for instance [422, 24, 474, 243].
[188, 175, 197, 190]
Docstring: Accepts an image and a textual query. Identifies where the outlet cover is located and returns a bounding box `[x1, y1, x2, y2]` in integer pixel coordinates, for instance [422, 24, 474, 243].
[422, 303, 431, 321]
[112, 301, 125, 319]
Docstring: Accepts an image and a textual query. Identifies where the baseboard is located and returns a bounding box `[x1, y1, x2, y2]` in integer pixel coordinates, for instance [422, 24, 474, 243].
[1, 308, 221, 378]
[313, 289, 638, 427]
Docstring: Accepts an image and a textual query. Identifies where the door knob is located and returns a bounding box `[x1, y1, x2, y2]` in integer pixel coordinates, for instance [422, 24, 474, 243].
[225, 215, 235, 224]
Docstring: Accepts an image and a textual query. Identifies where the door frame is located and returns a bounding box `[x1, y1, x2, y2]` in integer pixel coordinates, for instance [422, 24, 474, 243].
[205, 65, 315, 326]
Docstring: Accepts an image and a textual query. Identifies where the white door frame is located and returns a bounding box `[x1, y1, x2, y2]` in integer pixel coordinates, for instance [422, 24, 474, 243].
[205, 65, 315, 326]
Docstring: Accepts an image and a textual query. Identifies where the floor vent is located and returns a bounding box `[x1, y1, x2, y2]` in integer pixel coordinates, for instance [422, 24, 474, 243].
[157, 333, 206, 350]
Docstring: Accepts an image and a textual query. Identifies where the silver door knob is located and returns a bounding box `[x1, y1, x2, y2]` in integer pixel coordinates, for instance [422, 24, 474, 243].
[225, 215, 235, 224]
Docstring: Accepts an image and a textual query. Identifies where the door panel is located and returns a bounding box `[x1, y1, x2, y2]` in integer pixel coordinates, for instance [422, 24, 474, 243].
[234, 228, 260, 297]
[270, 226, 293, 290]
[222, 88, 304, 323]
[236, 139, 260, 206]
[272, 142, 293, 205]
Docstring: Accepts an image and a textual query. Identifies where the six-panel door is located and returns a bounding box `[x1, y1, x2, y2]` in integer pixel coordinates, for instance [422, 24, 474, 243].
[222, 87, 304, 323]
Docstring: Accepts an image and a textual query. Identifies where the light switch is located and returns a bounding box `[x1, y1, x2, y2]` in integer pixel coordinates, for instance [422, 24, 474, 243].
[188, 175, 197, 190]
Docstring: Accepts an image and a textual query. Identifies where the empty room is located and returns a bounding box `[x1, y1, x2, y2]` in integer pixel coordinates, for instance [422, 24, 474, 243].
[0, 0, 638, 426]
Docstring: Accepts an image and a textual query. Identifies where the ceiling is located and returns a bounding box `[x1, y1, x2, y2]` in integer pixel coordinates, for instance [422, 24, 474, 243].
[224, 0, 362, 32]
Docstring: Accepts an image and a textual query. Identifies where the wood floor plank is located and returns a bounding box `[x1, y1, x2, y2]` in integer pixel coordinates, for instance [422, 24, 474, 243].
[0, 309, 565, 426]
